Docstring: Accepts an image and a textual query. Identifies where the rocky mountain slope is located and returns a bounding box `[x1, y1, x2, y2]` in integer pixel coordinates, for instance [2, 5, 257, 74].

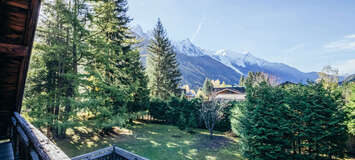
[132, 25, 318, 88]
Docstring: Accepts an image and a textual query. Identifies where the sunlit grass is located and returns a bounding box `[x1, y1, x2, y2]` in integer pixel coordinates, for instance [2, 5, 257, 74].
[54, 121, 242, 160]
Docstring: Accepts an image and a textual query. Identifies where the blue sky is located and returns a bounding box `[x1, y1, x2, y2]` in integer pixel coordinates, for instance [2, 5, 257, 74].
[127, 0, 355, 75]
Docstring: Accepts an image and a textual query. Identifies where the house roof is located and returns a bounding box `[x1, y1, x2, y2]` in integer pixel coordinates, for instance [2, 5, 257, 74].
[0, 0, 41, 138]
[213, 87, 245, 94]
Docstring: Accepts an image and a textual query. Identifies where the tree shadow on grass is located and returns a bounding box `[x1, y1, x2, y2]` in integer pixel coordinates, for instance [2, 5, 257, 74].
[195, 134, 236, 150]
[55, 122, 242, 160]
[111, 125, 242, 160]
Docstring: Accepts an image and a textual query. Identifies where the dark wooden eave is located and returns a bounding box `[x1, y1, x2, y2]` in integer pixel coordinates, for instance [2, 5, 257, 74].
[0, 43, 28, 57]
[0, 0, 41, 139]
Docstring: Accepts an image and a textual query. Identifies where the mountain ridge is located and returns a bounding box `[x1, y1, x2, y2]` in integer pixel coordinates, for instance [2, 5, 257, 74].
[132, 25, 319, 88]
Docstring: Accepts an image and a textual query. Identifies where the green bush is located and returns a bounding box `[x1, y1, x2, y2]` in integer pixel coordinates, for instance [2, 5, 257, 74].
[231, 82, 347, 160]
[149, 97, 202, 130]
[149, 97, 235, 132]
[177, 113, 187, 130]
[148, 98, 169, 121]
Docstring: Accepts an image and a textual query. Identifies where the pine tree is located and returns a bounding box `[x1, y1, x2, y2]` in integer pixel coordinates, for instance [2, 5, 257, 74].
[239, 75, 246, 86]
[125, 50, 150, 113]
[147, 19, 181, 100]
[24, 0, 90, 137]
[343, 82, 355, 135]
[233, 82, 291, 159]
[83, 0, 149, 131]
[231, 81, 347, 159]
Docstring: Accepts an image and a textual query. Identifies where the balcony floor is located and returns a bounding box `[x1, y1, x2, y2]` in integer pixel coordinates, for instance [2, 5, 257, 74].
[0, 141, 14, 160]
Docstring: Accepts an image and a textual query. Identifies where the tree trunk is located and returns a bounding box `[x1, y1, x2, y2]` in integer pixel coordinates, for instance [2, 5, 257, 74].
[298, 136, 301, 155]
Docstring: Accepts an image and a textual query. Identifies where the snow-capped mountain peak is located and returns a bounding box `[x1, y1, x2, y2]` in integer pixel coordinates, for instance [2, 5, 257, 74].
[180, 38, 193, 45]
[174, 39, 205, 56]
[130, 25, 318, 87]
[206, 49, 246, 75]
[208, 49, 248, 68]
[243, 53, 266, 66]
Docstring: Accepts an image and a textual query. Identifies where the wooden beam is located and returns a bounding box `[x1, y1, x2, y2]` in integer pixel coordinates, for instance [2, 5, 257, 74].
[16, 0, 42, 113]
[24, 0, 41, 46]
[5, 1, 29, 10]
[0, 43, 28, 57]
[71, 146, 113, 160]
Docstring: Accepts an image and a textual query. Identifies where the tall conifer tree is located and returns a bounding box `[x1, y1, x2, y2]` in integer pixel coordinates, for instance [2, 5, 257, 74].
[25, 0, 90, 137]
[232, 80, 347, 159]
[147, 19, 181, 100]
[84, 0, 149, 130]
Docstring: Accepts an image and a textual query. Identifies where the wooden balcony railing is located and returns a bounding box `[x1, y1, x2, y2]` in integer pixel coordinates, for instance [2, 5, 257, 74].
[71, 146, 149, 160]
[11, 112, 71, 160]
[10, 112, 149, 160]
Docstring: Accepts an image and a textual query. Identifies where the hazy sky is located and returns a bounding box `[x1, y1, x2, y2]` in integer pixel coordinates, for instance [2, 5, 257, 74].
[127, 0, 355, 75]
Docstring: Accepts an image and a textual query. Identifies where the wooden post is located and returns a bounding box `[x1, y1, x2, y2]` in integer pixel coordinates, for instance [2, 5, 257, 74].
[112, 145, 116, 159]
[10, 116, 19, 158]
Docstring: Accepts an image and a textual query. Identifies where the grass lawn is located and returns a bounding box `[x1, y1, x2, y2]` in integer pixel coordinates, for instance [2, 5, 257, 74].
[54, 121, 241, 160]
